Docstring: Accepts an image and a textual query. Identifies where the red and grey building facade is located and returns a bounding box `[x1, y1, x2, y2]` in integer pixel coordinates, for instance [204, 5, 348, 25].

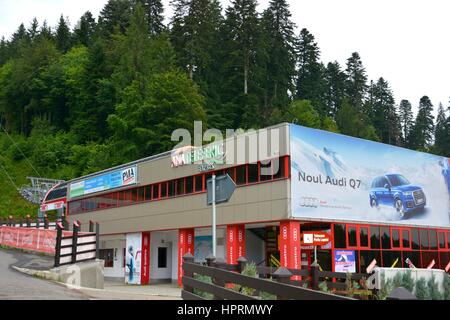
[61, 123, 450, 284]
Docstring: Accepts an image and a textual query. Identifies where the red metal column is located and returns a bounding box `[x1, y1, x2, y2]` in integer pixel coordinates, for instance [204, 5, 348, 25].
[227, 224, 246, 264]
[279, 220, 301, 280]
[177, 228, 195, 286]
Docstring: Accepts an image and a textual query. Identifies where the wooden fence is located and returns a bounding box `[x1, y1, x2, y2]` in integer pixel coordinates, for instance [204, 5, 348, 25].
[0, 215, 99, 267]
[181, 253, 356, 300]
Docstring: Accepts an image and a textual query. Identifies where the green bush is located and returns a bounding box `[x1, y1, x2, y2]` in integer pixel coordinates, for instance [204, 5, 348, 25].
[444, 275, 450, 300]
[415, 277, 431, 300]
[232, 262, 258, 296]
[401, 270, 415, 293]
[428, 275, 443, 300]
[193, 274, 214, 299]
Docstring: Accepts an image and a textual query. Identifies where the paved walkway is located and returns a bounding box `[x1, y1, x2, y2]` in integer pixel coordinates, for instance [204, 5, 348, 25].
[2, 247, 182, 300]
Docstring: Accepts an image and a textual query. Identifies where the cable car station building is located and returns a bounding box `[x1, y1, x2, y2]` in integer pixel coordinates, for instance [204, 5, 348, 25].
[66, 123, 450, 285]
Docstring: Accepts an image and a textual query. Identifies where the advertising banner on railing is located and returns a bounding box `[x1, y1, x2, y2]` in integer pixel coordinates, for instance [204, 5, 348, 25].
[69, 166, 137, 199]
[290, 124, 450, 227]
[0, 226, 57, 254]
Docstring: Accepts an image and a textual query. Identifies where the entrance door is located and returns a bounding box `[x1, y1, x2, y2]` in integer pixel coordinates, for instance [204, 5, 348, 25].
[156, 242, 172, 281]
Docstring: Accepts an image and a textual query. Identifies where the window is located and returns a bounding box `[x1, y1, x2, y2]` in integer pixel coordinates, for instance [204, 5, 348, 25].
[195, 175, 203, 192]
[402, 229, 411, 249]
[160, 182, 167, 198]
[438, 232, 446, 249]
[347, 225, 357, 247]
[260, 161, 272, 181]
[226, 168, 235, 182]
[99, 249, 114, 268]
[447, 232, 450, 249]
[137, 187, 145, 202]
[145, 185, 152, 201]
[360, 227, 369, 248]
[370, 226, 380, 249]
[333, 224, 346, 248]
[273, 157, 286, 180]
[411, 229, 420, 249]
[248, 163, 259, 183]
[168, 180, 175, 197]
[158, 247, 167, 268]
[420, 229, 429, 249]
[429, 230, 437, 250]
[381, 227, 390, 249]
[185, 176, 194, 194]
[152, 183, 160, 200]
[131, 189, 138, 202]
[236, 165, 246, 185]
[176, 178, 185, 196]
[392, 229, 400, 248]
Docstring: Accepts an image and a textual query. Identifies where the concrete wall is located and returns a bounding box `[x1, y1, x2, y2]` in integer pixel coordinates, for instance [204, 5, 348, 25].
[99, 235, 126, 278]
[71, 179, 290, 235]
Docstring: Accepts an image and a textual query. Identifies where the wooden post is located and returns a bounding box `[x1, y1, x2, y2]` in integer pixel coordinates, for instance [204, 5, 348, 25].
[95, 223, 100, 259]
[71, 221, 80, 264]
[54, 223, 63, 268]
[62, 215, 69, 230]
[237, 257, 248, 273]
[212, 257, 227, 300]
[26, 215, 31, 228]
[89, 220, 94, 233]
[35, 218, 40, 229]
[182, 253, 195, 293]
[44, 215, 49, 229]
[311, 264, 320, 290]
[19, 219, 23, 227]
[273, 267, 293, 300]
[9, 216, 14, 227]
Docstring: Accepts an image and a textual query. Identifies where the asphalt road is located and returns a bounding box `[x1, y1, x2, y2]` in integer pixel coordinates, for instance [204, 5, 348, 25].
[0, 249, 89, 300]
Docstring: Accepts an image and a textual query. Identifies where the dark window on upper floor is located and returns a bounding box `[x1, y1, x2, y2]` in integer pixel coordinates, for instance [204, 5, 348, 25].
[411, 229, 420, 249]
[260, 161, 272, 181]
[236, 165, 246, 185]
[402, 229, 410, 248]
[347, 226, 357, 247]
[420, 229, 429, 250]
[168, 180, 175, 197]
[429, 230, 437, 250]
[248, 163, 258, 183]
[176, 178, 184, 196]
[160, 182, 167, 198]
[370, 226, 380, 249]
[185, 176, 194, 194]
[381, 227, 390, 249]
[195, 175, 203, 192]
[334, 224, 346, 249]
[152, 184, 160, 199]
[360, 227, 369, 247]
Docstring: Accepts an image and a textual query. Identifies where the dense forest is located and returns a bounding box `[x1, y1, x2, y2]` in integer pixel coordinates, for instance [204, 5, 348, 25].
[0, 0, 449, 207]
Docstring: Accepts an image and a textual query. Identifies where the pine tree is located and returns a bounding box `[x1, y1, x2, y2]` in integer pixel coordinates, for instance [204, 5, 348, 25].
[39, 20, 53, 40]
[345, 52, 368, 110]
[370, 77, 401, 145]
[434, 103, 449, 156]
[55, 15, 72, 53]
[98, 0, 133, 36]
[409, 96, 435, 151]
[398, 99, 414, 146]
[0, 37, 7, 66]
[74, 11, 97, 46]
[221, 0, 261, 128]
[27, 18, 39, 41]
[323, 61, 346, 119]
[137, 0, 165, 36]
[260, 0, 297, 121]
[295, 28, 325, 116]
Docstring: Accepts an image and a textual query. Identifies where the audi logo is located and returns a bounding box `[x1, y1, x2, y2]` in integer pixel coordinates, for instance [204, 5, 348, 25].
[282, 226, 287, 240]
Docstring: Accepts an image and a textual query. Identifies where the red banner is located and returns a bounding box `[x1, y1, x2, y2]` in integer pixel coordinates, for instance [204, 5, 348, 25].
[0, 226, 59, 254]
[227, 225, 246, 265]
[141, 232, 150, 285]
[178, 228, 195, 286]
[279, 221, 301, 280]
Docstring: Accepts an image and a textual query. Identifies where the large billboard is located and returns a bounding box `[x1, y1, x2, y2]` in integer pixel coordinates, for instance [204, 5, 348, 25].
[69, 166, 137, 199]
[290, 124, 450, 227]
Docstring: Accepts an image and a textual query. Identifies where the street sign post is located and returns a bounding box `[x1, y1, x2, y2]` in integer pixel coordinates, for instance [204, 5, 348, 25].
[207, 174, 236, 256]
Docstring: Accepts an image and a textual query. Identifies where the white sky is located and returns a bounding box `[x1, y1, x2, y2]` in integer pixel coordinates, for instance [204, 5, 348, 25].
[0, 0, 449, 116]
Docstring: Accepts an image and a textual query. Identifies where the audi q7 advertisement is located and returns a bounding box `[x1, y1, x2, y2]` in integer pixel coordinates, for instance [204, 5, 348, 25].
[290, 124, 450, 227]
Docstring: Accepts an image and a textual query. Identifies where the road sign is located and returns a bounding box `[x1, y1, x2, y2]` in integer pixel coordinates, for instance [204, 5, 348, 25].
[301, 232, 331, 246]
[207, 174, 236, 205]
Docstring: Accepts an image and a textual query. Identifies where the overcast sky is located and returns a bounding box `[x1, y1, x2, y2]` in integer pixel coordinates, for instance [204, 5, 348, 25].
[0, 0, 449, 116]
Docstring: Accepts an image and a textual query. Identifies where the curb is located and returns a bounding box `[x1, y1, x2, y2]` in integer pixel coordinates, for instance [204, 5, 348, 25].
[12, 265, 181, 300]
